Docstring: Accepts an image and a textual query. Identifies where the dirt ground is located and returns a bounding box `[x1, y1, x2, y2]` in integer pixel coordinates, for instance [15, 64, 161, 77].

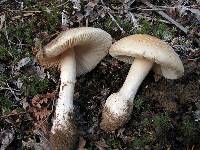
[72, 56, 200, 150]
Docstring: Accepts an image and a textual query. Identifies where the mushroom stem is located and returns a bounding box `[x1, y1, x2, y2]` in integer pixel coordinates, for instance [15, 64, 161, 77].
[118, 58, 153, 101]
[51, 49, 76, 132]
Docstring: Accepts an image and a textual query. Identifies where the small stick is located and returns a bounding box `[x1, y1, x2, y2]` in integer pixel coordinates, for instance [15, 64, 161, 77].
[8, 85, 21, 101]
[141, 0, 188, 34]
[107, 11, 125, 33]
[0, 112, 26, 118]
[100, 0, 125, 33]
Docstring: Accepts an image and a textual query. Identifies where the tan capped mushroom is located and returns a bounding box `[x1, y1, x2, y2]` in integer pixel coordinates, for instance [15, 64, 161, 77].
[100, 34, 184, 132]
[36, 27, 112, 150]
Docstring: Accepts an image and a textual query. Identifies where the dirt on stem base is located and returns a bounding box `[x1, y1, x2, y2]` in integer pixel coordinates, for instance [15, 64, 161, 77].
[50, 113, 78, 150]
[100, 101, 133, 132]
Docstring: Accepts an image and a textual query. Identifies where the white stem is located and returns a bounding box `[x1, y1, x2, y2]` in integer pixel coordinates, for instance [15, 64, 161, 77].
[118, 58, 153, 102]
[51, 49, 76, 133]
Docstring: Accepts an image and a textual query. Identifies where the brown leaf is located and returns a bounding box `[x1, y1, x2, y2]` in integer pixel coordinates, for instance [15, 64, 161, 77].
[0, 129, 15, 150]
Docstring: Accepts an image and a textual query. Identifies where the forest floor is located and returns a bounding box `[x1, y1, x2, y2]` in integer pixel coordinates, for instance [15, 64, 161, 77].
[0, 0, 200, 149]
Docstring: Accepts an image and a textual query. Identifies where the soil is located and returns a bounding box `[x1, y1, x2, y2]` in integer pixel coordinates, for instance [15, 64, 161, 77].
[73, 56, 200, 149]
[1, 53, 200, 150]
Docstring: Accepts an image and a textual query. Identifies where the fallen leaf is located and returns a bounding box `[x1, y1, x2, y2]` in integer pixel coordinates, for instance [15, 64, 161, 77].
[0, 128, 15, 150]
[188, 8, 200, 21]
[61, 10, 70, 30]
[0, 14, 5, 30]
[35, 66, 46, 79]
[85, 1, 97, 16]
[0, 64, 5, 73]
[16, 57, 31, 71]
[16, 78, 23, 89]
[70, 0, 81, 11]
[194, 110, 200, 122]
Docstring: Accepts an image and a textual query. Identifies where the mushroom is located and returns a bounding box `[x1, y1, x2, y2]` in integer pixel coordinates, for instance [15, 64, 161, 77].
[100, 34, 184, 132]
[36, 27, 112, 149]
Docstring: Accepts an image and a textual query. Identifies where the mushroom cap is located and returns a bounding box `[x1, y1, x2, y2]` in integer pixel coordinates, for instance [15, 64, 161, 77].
[109, 34, 184, 79]
[36, 27, 112, 76]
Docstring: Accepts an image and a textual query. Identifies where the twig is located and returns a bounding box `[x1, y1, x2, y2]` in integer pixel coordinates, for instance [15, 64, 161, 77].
[34, 130, 51, 145]
[4, 21, 12, 49]
[11, 12, 35, 20]
[141, 0, 188, 34]
[100, 0, 125, 33]
[0, 112, 26, 118]
[107, 11, 125, 33]
[129, 12, 139, 29]
[6, 83, 21, 103]
[0, 86, 20, 92]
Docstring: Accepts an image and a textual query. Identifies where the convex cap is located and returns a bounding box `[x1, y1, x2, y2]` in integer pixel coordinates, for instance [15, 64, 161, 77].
[36, 27, 112, 76]
[109, 34, 184, 79]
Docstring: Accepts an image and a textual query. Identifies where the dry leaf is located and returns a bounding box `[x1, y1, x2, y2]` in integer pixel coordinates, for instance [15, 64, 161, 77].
[35, 66, 46, 79]
[0, 14, 5, 30]
[0, 129, 15, 150]
[70, 0, 81, 11]
[16, 57, 31, 71]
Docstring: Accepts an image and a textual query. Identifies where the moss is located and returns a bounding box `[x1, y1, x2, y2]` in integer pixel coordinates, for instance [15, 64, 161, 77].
[154, 23, 167, 38]
[152, 114, 171, 145]
[134, 98, 144, 110]
[0, 74, 9, 87]
[94, 15, 134, 38]
[115, 16, 133, 33]
[6, 20, 35, 46]
[152, 115, 170, 128]
[136, 18, 177, 40]
[110, 139, 121, 148]
[132, 136, 151, 149]
[137, 19, 151, 34]
[21, 75, 50, 96]
[102, 17, 115, 33]
[40, 7, 61, 33]
[181, 118, 200, 145]
[0, 46, 11, 61]
[141, 117, 151, 127]
[0, 96, 13, 114]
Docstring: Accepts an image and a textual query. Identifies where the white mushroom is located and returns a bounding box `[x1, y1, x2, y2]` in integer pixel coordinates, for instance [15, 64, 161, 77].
[100, 34, 184, 132]
[36, 27, 112, 149]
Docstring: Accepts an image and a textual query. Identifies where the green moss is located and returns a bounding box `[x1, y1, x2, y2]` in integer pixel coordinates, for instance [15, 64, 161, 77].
[94, 15, 134, 37]
[101, 17, 114, 33]
[6, 20, 35, 46]
[134, 98, 144, 110]
[0, 46, 10, 60]
[21, 75, 49, 96]
[110, 139, 121, 148]
[138, 19, 151, 34]
[141, 117, 151, 127]
[115, 16, 133, 33]
[132, 136, 151, 149]
[152, 115, 170, 128]
[181, 118, 200, 144]
[0, 96, 13, 114]
[136, 18, 177, 40]
[152, 114, 171, 145]
[0, 74, 8, 87]
[154, 23, 165, 37]
[106, 138, 121, 149]
[41, 7, 61, 33]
